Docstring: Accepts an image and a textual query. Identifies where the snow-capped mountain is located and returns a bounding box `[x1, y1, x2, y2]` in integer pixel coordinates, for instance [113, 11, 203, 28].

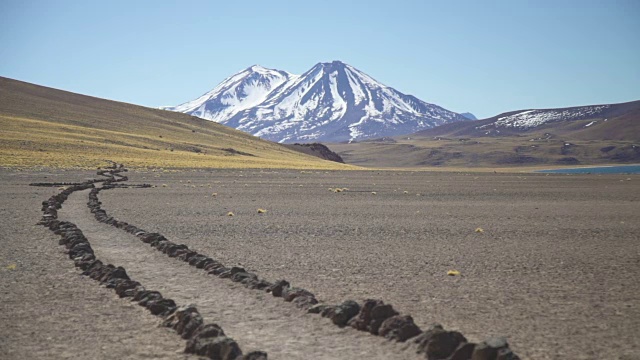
[163, 61, 468, 143]
[161, 65, 295, 123]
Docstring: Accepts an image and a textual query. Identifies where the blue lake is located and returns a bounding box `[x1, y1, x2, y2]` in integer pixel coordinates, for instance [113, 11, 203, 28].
[537, 164, 640, 174]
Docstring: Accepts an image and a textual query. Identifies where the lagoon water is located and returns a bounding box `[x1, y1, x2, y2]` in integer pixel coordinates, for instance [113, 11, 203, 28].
[537, 164, 640, 174]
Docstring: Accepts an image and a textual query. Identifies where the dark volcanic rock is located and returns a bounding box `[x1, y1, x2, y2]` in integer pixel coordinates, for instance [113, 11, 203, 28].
[114, 279, 142, 297]
[472, 337, 519, 360]
[102, 266, 130, 283]
[450, 342, 476, 360]
[136, 291, 163, 306]
[414, 324, 467, 360]
[243, 351, 268, 360]
[210, 266, 230, 275]
[163, 304, 204, 339]
[138, 232, 166, 244]
[191, 323, 226, 339]
[177, 250, 198, 262]
[348, 299, 398, 335]
[282, 287, 314, 302]
[231, 272, 258, 283]
[188, 254, 208, 267]
[218, 266, 246, 279]
[328, 300, 361, 326]
[185, 336, 243, 359]
[268, 280, 290, 297]
[243, 278, 272, 290]
[292, 295, 319, 310]
[145, 298, 177, 316]
[378, 315, 422, 342]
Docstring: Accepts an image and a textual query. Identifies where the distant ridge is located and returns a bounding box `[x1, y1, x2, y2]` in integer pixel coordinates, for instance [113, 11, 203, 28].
[329, 99, 640, 168]
[413, 100, 640, 141]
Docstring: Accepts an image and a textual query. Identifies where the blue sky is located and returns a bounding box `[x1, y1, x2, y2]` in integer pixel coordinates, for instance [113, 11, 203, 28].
[1, 0, 638, 118]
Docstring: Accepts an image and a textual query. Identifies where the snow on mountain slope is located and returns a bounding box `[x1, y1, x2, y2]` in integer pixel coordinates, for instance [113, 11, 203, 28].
[163, 61, 467, 143]
[161, 65, 295, 122]
[480, 105, 610, 130]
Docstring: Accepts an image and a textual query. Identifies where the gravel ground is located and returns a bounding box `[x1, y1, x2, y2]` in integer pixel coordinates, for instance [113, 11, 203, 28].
[1, 168, 639, 359]
[61, 189, 422, 360]
[0, 170, 192, 360]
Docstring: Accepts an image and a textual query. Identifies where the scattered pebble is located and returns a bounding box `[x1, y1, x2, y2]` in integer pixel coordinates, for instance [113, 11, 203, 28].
[447, 270, 461, 276]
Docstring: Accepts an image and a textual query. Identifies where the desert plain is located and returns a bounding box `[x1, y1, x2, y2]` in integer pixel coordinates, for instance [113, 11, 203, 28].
[1, 167, 639, 360]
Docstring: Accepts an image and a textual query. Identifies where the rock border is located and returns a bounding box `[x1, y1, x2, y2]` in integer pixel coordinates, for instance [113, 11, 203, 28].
[88, 163, 521, 360]
[34, 162, 266, 360]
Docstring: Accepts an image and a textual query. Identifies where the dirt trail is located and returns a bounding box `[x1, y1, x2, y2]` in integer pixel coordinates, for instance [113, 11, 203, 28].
[59, 189, 422, 360]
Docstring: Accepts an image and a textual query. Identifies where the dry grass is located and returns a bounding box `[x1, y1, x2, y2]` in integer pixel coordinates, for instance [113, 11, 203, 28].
[0, 77, 354, 170]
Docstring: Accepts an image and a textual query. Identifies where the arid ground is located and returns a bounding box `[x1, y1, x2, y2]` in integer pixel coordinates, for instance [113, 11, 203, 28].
[1, 168, 639, 359]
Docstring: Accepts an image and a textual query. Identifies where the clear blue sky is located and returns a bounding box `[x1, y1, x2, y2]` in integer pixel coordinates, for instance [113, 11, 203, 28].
[1, 0, 638, 118]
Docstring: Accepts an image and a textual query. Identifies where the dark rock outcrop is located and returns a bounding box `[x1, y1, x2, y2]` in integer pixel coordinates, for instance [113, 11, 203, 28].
[348, 299, 398, 335]
[378, 315, 422, 342]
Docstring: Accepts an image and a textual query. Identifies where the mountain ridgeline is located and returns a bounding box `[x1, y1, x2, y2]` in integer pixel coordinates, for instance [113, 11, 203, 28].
[330, 100, 640, 168]
[162, 61, 468, 143]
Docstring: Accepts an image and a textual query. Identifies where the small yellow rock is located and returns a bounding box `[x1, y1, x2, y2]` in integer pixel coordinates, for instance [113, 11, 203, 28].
[447, 270, 460, 276]
[475, 227, 484, 233]
[257, 208, 267, 214]
[162, 184, 168, 187]
[403, 191, 409, 194]
[371, 192, 377, 195]
[227, 212, 234, 217]
[212, 193, 218, 197]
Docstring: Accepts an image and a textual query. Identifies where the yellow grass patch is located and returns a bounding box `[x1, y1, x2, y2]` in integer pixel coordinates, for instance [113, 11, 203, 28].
[0, 78, 358, 170]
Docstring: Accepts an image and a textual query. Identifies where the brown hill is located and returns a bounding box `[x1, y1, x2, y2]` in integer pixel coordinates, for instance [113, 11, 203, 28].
[330, 101, 639, 168]
[0, 77, 353, 170]
[413, 100, 640, 141]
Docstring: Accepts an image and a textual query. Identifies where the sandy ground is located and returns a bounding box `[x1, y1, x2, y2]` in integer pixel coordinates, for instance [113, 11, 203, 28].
[1, 168, 639, 359]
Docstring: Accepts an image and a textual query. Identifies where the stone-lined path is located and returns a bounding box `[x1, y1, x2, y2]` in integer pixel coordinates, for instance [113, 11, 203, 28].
[60, 189, 423, 360]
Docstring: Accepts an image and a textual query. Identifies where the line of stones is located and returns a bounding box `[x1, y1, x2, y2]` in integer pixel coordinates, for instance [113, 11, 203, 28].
[34, 164, 266, 360]
[89, 164, 521, 360]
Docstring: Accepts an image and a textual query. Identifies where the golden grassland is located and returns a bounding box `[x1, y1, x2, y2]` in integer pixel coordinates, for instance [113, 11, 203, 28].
[0, 77, 354, 170]
[0, 115, 353, 169]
